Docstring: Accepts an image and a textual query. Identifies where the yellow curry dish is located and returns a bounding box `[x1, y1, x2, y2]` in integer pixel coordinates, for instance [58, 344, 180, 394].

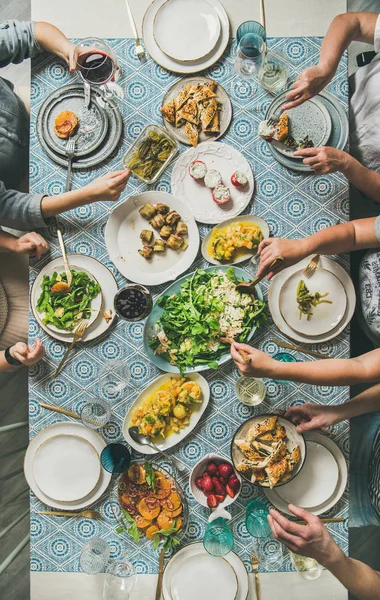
[130, 377, 203, 440]
[209, 221, 263, 262]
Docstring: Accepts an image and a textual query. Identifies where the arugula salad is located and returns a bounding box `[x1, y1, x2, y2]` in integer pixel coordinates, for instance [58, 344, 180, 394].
[36, 270, 101, 331]
[149, 268, 266, 371]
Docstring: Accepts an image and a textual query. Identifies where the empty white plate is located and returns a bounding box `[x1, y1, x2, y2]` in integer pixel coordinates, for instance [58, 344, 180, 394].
[279, 268, 347, 336]
[153, 0, 221, 62]
[33, 434, 101, 502]
[276, 441, 339, 509]
[170, 554, 237, 600]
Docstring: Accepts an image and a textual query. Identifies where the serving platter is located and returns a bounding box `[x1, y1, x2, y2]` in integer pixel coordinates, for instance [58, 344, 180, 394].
[161, 77, 232, 146]
[142, 0, 230, 74]
[123, 372, 210, 454]
[268, 256, 355, 344]
[105, 191, 200, 286]
[24, 422, 111, 510]
[143, 265, 263, 373]
[172, 142, 254, 224]
[162, 543, 249, 600]
[264, 431, 347, 516]
[153, 0, 221, 62]
[30, 255, 117, 342]
[201, 214, 269, 266]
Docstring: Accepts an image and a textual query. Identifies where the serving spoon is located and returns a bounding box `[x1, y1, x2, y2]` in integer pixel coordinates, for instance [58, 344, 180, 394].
[128, 427, 187, 474]
[236, 256, 285, 294]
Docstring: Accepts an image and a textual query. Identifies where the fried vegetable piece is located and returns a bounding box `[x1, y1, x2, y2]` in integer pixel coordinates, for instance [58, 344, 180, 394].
[153, 239, 166, 252]
[166, 234, 183, 250]
[152, 472, 171, 499]
[128, 464, 146, 485]
[139, 203, 156, 219]
[146, 525, 159, 539]
[276, 113, 289, 142]
[135, 516, 152, 529]
[54, 110, 79, 139]
[150, 214, 165, 230]
[175, 221, 188, 236]
[159, 225, 172, 239]
[157, 512, 174, 530]
[138, 245, 153, 259]
[140, 229, 154, 244]
[138, 497, 161, 520]
[50, 281, 71, 293]
[165, 210, 181, 226]
[156, 203, 170, 214]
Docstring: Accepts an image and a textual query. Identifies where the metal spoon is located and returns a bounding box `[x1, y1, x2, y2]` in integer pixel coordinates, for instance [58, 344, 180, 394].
[128, 427, 187, 473]
[236, 256, 285, 294]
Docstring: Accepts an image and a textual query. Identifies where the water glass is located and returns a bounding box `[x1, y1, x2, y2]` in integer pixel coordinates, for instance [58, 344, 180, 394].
[103, 557, 136, 600]
[290, 552, 323, 580]
[101, 443, 131, 474]
[203, 517, 234, 556]
[99, 360, 131, 401]
[236, 20, 266, 44]
[272, 351, 297, 385]
[254, 537, 283, 570]
[259, 50, 289, 94]
[80, 537, 110, 574]
[80, 398, 111, 429]
[235, 377, 266, 406]
[234, 33, 265, 80]
[245, 499, 271, 538]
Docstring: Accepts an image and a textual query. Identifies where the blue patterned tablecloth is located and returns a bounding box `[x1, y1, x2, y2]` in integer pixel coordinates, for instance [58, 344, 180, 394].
[29, 37, 350, 575]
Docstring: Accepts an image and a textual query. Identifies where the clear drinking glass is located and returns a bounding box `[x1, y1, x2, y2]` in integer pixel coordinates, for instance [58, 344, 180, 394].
[99, 360, 131, 401]
[203, 517, 234, 556]
[245, 499, 271, 538]
[233, 33, 265, 97]
[103, 557, 136, 600]
[259, 50, 289, 94]
[290, 552, 323, 580]
[254, 537, 283, 570]
[100, 443, 131, 475]
[80, 398, 111, 429]
[80, 537, 110, 574]
[235, 377, 266, 406]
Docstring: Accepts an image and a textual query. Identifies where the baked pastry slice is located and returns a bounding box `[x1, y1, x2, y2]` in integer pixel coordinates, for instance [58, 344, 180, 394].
[184, 122, 199, 146]
[161, 100, 175, 124]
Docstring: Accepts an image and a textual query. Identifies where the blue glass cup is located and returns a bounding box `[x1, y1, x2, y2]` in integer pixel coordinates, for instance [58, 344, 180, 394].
[272, 351, 297, 385]
[101, 443, 131, 475]
[236, 20, 266, 44]
[203, 517, 234, 556]
[245, 499, 271, 538]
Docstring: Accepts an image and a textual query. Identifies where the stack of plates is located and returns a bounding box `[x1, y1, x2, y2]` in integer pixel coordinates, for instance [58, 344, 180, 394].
[268, 256, 356, 344]
[142, 0, 230, 74]
[264, 432, 348, 516]
[24, 422, 112, 510]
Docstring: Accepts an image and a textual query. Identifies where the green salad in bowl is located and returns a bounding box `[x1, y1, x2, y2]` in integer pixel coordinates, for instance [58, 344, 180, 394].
[145, 267, 266, 373]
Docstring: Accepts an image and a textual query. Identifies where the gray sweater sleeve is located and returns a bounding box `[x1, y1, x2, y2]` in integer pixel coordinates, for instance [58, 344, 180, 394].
[0, 20, 42, 68]
[0, 181, 46, 230]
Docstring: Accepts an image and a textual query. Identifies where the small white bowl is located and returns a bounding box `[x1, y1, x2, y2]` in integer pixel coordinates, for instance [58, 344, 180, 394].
[189, 453, 242, 517]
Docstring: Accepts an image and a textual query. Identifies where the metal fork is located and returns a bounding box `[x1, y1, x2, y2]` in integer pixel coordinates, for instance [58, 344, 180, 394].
[65, 137, 76, 192]
[125, 0, 146, 61]
[53, 319, 88, 378]
[267, 110, 282, 127]
[303, 254, 320, 278]
[250, 552, 261, 600]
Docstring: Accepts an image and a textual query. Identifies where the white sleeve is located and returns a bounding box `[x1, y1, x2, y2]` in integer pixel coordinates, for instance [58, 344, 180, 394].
[374, 14, 380, 53]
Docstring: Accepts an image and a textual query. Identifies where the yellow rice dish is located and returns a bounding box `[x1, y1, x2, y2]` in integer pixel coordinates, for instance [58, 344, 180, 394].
[130, 377, 202, 440]
[208, 221, 263, 262]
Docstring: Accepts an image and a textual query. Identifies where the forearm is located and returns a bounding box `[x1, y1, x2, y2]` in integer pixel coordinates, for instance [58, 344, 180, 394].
[323, 549, 380, 600]
[41, 187, 97, 218]
[342, 155, 380, 203]
[0, 351, 15, 372]
[339, 383, 380, 419]
[0, 231, 18, 253]
[34, 22, 73, 62]
[300, 223, 356, 257]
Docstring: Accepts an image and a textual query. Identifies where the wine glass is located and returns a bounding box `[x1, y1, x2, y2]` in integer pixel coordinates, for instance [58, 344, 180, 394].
[233, 33, 265, 98]
[259, 50, 289, 94]
[76, 37, 124, 101]
[103, 557, 136, 600]
[254, 537, 283, 571]
[80, 537, 110, 574]
[290, 552, 323, 580]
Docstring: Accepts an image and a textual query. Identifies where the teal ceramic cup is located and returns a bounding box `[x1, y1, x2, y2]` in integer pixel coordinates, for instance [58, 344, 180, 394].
[236, 20, 266, 44]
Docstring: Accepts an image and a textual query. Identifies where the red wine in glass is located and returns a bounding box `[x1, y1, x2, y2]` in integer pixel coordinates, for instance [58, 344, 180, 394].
[78, 51, 115, 85]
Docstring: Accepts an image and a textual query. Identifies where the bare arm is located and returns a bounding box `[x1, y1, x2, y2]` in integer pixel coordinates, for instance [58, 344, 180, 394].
[34, 22, 74, 66]
[231, 345, 380, 386]
[257, 217, 380, 278]
[0, 339, 44, 372]
[283, 12, 379, 110]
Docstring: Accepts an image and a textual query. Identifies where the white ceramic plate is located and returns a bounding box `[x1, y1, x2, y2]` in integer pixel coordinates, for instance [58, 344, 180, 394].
[31, 255, 117, 342]
[142, 0, 230, 74]
[172, 142, 254, 224]
[268, 256, 355, 344]
[24, 422, 112, 510]
[266, 96, 332, 159]
[201, 215, 269, 266]
[264, 431, 348, 516]
[153, 0, 221, 62]
[105, 191, 200, 286]
[279, 268, 347, 336]
[123, 372, 210, 454]
[32, 434, 101, 502]
[276, 441, 339, 509]
[162, 77, 232, 146]
[34, 263, 102, 334]
[162, 543, 249, 600]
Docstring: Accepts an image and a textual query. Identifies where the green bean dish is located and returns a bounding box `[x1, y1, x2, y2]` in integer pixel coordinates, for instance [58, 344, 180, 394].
[296, 279, 332, 321]
[126, 128, 176, 182]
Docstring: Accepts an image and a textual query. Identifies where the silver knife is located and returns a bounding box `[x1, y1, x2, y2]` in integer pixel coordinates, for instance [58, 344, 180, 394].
[84, 81, 91, 109]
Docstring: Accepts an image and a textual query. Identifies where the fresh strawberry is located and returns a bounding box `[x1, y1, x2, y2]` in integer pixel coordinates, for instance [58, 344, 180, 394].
[228, 476, 240, 491]
[195, 477, 204, 490]
[219, 477, 228, 485]
[218, 463, 233, 478]
[207, 493, 218, 508]
[206, 462, 219, 476]
[213, 482, 226, 496]
[202, 472, 209, 479]
[215, 494, 226, 503]
[226, 484, 235, 498]
[202, 475, 214, 492]
[211, 476, 220, 488]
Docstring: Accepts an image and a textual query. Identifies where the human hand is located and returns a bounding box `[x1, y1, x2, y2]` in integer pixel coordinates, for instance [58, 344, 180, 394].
[12, 232, 49, 259]
[230, 343, 278, 378]
[9, 338, 45, 366]
[282, 65, 333, 111]
[85, 169, 131, 203]
[268, 505, 342, 567]
[293, 147, 349, 175]
[285, 403, 344, 433]
[257, 237, 309, 280]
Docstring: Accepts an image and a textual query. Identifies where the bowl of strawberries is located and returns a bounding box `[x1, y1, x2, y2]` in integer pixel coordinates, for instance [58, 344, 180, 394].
[190, 453, 241, 511]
